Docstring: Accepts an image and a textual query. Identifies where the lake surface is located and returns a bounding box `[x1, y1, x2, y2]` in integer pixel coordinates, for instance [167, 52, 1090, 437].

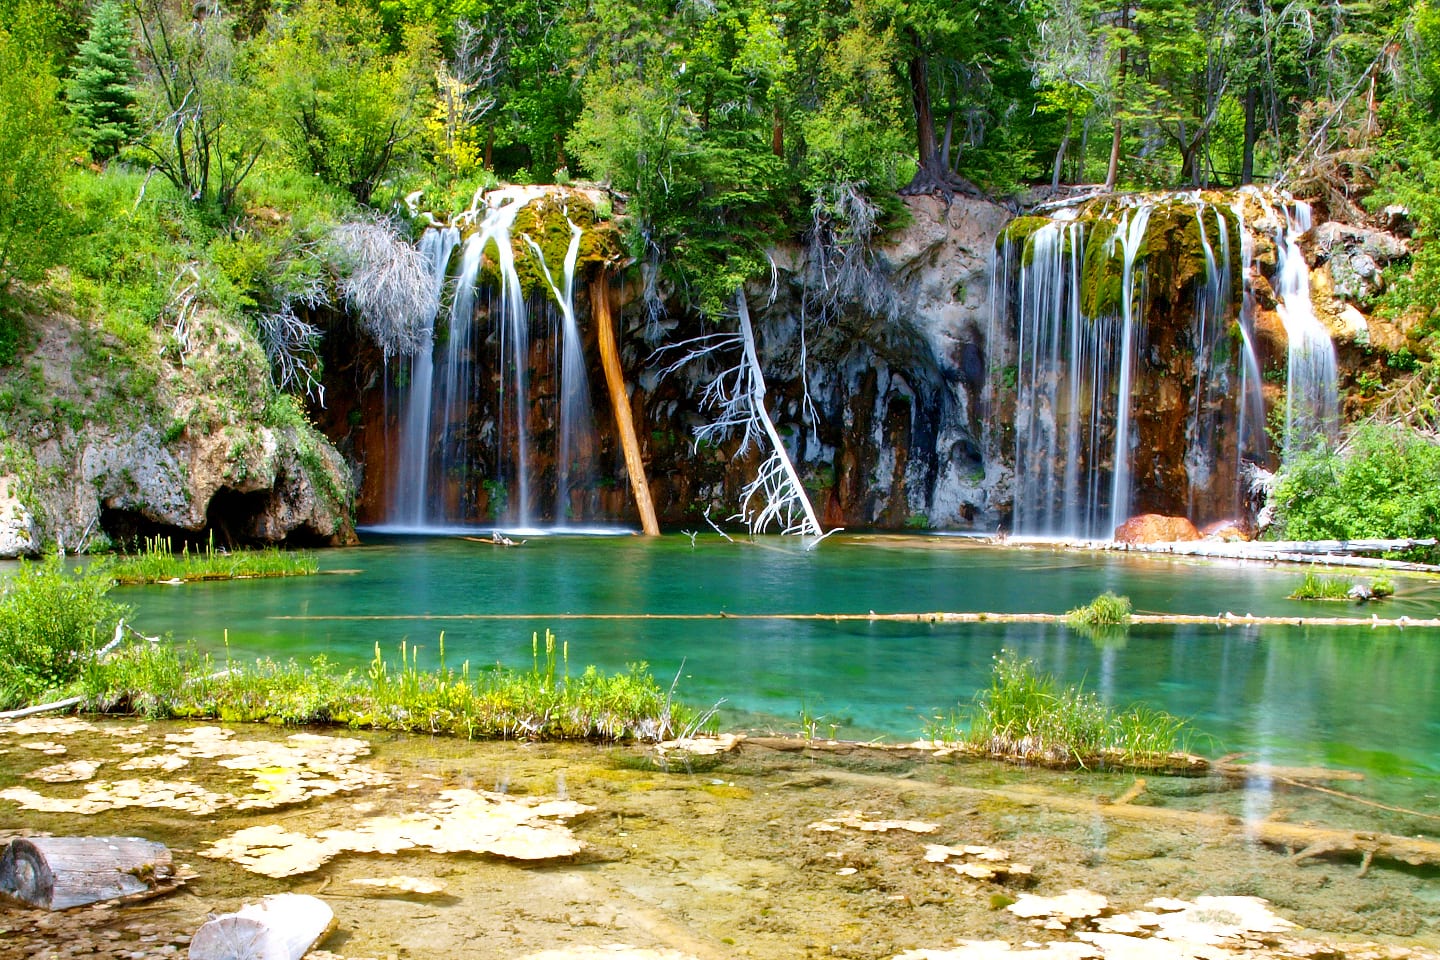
[114, 534, 1440, 799]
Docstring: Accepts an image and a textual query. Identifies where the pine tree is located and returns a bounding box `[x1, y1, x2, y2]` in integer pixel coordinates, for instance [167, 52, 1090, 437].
[66, 0, 137, 161]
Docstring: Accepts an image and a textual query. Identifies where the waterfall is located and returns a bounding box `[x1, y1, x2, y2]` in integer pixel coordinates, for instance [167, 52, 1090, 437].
[1271, 200, 1340, 458]
[1005, 214, 1129, 538]
[1230, 196, 1269, 471]
[1106, 204, 1153, 535]
[524, 217, 594, 525]
[382, 189, 598, 532]
[389, 225, 460, 528]
[996, 189, 1341, 539]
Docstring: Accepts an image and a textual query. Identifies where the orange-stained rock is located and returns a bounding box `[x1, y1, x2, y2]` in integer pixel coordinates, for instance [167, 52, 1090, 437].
[1113, 514, 1201, 544]
[1201, 519, 1255, 542]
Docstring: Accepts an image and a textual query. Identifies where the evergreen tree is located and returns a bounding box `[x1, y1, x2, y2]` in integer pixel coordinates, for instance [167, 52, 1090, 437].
[66, 0, 137, 161]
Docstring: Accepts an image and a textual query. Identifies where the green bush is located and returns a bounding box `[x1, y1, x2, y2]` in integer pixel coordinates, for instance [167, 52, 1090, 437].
[1269, 425, 1440, 555]
[0, 557, 128, 707]
[1287, 572, 1352, 600]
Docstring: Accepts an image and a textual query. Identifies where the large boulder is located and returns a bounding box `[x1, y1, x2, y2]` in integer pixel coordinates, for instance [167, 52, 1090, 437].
[1113, 514, 1201, 544]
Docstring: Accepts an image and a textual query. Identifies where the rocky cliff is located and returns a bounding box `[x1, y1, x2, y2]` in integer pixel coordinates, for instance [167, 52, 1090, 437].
[0, 308, 354, 558]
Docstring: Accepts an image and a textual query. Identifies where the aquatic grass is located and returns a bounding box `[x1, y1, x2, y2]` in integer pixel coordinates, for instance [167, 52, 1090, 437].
[927, 652, 1194, 769]
[1064, 591, 1133, 628]
[1288, 572, 1353, 601]
[110, 534, 319, 585]
[77, 630, 692, 742]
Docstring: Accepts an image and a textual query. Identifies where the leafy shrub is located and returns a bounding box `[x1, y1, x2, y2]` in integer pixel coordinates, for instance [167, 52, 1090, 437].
[1269, 425, 1440, 556]
[0, 557, 127, 707]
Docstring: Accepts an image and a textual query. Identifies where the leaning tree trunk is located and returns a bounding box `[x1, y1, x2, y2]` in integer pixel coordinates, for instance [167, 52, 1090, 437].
[591, 270, 660, 536]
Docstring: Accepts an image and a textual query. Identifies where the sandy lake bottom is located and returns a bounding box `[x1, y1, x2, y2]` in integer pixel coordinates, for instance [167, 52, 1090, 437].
[0, 717, 1435, 960]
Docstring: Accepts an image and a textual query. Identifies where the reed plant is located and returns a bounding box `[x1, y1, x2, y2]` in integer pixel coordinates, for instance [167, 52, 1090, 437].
[1287, 572, 1353, 600]
[110, 534, 319, 585]
[926, 652, 1193, 769]
[78, 629, 693, 742]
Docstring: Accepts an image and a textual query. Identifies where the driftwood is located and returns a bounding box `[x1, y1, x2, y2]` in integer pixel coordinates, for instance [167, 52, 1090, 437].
[592, 270, 659, 536]
[0, 836, 173, 910]
[270, 610, 1440, 629]
[188, 893, 335, 960]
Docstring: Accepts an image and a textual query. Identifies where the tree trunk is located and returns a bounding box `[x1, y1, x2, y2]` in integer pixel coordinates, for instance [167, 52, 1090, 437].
[1051, 115, 1072, 190]
[1105, 3, 1131, 190]
[591, 271, 660, 536]
[1241, 85, 1257, 184]
[0, 837, 172, 910]
[899, 54, 978, 196]
[188, 894, 335, 960]
[940, 113, 955, 171]
[771, 105, 784, 158]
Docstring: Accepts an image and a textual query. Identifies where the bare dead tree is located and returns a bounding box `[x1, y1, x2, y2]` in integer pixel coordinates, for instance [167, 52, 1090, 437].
[451, 19, 503, 127]
[162, 261, 202, 359]
[657, 288, 833, 546]
[328, 218, 436, 359]
[131, 0, 261, 211]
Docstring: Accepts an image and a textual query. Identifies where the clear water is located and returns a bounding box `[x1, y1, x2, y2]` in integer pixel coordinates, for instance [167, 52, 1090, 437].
[116, 535, 1440, 791]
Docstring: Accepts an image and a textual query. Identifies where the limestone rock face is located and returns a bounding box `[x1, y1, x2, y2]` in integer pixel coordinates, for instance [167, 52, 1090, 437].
[2, 311, 356, 552]
[1114, 514, 1202, 544]
[0, 476, 40, 559]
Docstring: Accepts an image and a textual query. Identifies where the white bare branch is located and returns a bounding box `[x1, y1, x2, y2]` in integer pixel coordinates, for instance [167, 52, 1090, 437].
[328, 217, 437, 359]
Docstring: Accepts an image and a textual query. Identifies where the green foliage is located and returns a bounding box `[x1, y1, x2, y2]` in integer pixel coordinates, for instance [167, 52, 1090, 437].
[81, 631, 692, 741]
[927, 652, 1192, 768]
[0, 557, 128, 707]
[260, 1, 434, 205]
[1287, 572, 1354, 600]
[1371, 575, 1396, 597]
[110, 534, 319, 585]
[1065, 592, 1133, 627]
[0, 25, 71, 356]
[1269, 425, 1440, 551]
[66, 0, 138, 161]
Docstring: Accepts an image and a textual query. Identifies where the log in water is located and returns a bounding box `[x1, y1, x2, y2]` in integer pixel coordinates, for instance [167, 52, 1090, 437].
[0, 836, 172, 910]
[188, 893, 335, 960]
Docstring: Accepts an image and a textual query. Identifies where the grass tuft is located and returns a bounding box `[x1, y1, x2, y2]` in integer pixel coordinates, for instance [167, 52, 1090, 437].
[1287, 572, 1353, 601]
[110, 534, 319, 585]
[78, 629, 695, 743]
[1064, 591, 1133, 628]
[926, 652, 1193, 769]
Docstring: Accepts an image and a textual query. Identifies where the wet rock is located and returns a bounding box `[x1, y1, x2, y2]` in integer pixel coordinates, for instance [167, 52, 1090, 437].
[1113, 515, 1201, 544]
[0, 476, 40, 558]
[1309, 222, 1408, 303]
[1200, 519, 1254, 542]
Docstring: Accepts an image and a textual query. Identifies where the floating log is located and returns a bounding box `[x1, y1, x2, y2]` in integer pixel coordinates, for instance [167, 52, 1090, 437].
[188, 893, 335, 960]
[0, 836, 173, 910]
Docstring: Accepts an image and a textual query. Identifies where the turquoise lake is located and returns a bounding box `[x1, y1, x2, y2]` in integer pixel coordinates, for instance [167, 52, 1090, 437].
[109, 534, 1440, 801]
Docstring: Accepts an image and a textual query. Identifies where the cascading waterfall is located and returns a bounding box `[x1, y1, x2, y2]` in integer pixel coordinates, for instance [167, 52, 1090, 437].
[389, 225, 460, 528]
[996, 197, 1257, 538]
[1269, 199, 1340, 458]
[524, 218, 595, 525]
[1230, 196, 1269, 472]
[383, 190, 597, 531]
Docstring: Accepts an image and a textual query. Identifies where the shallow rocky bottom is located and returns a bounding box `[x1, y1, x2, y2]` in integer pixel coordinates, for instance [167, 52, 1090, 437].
[0, 718, 1435, 960]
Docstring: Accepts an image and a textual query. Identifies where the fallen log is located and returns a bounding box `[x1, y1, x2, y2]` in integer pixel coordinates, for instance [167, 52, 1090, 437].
[188, 893, 335, 960]
[0, 836, 173, 909]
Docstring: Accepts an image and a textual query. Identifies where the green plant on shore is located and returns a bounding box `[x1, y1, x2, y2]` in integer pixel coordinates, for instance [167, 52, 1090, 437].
[79, 630, 693, 742]
[1064, 592, 1133, 628]
[926, 652, 1193, 768]
[0, 556, 128, 708]
[1287, 572, 1353, 601]
[1371, 576, 1395, 598]
[110, 534, 319, 585]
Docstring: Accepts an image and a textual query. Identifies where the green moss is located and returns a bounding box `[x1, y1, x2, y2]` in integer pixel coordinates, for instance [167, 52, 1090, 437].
[474, 191, 626, 297]
[998, 216, 1053, 249]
